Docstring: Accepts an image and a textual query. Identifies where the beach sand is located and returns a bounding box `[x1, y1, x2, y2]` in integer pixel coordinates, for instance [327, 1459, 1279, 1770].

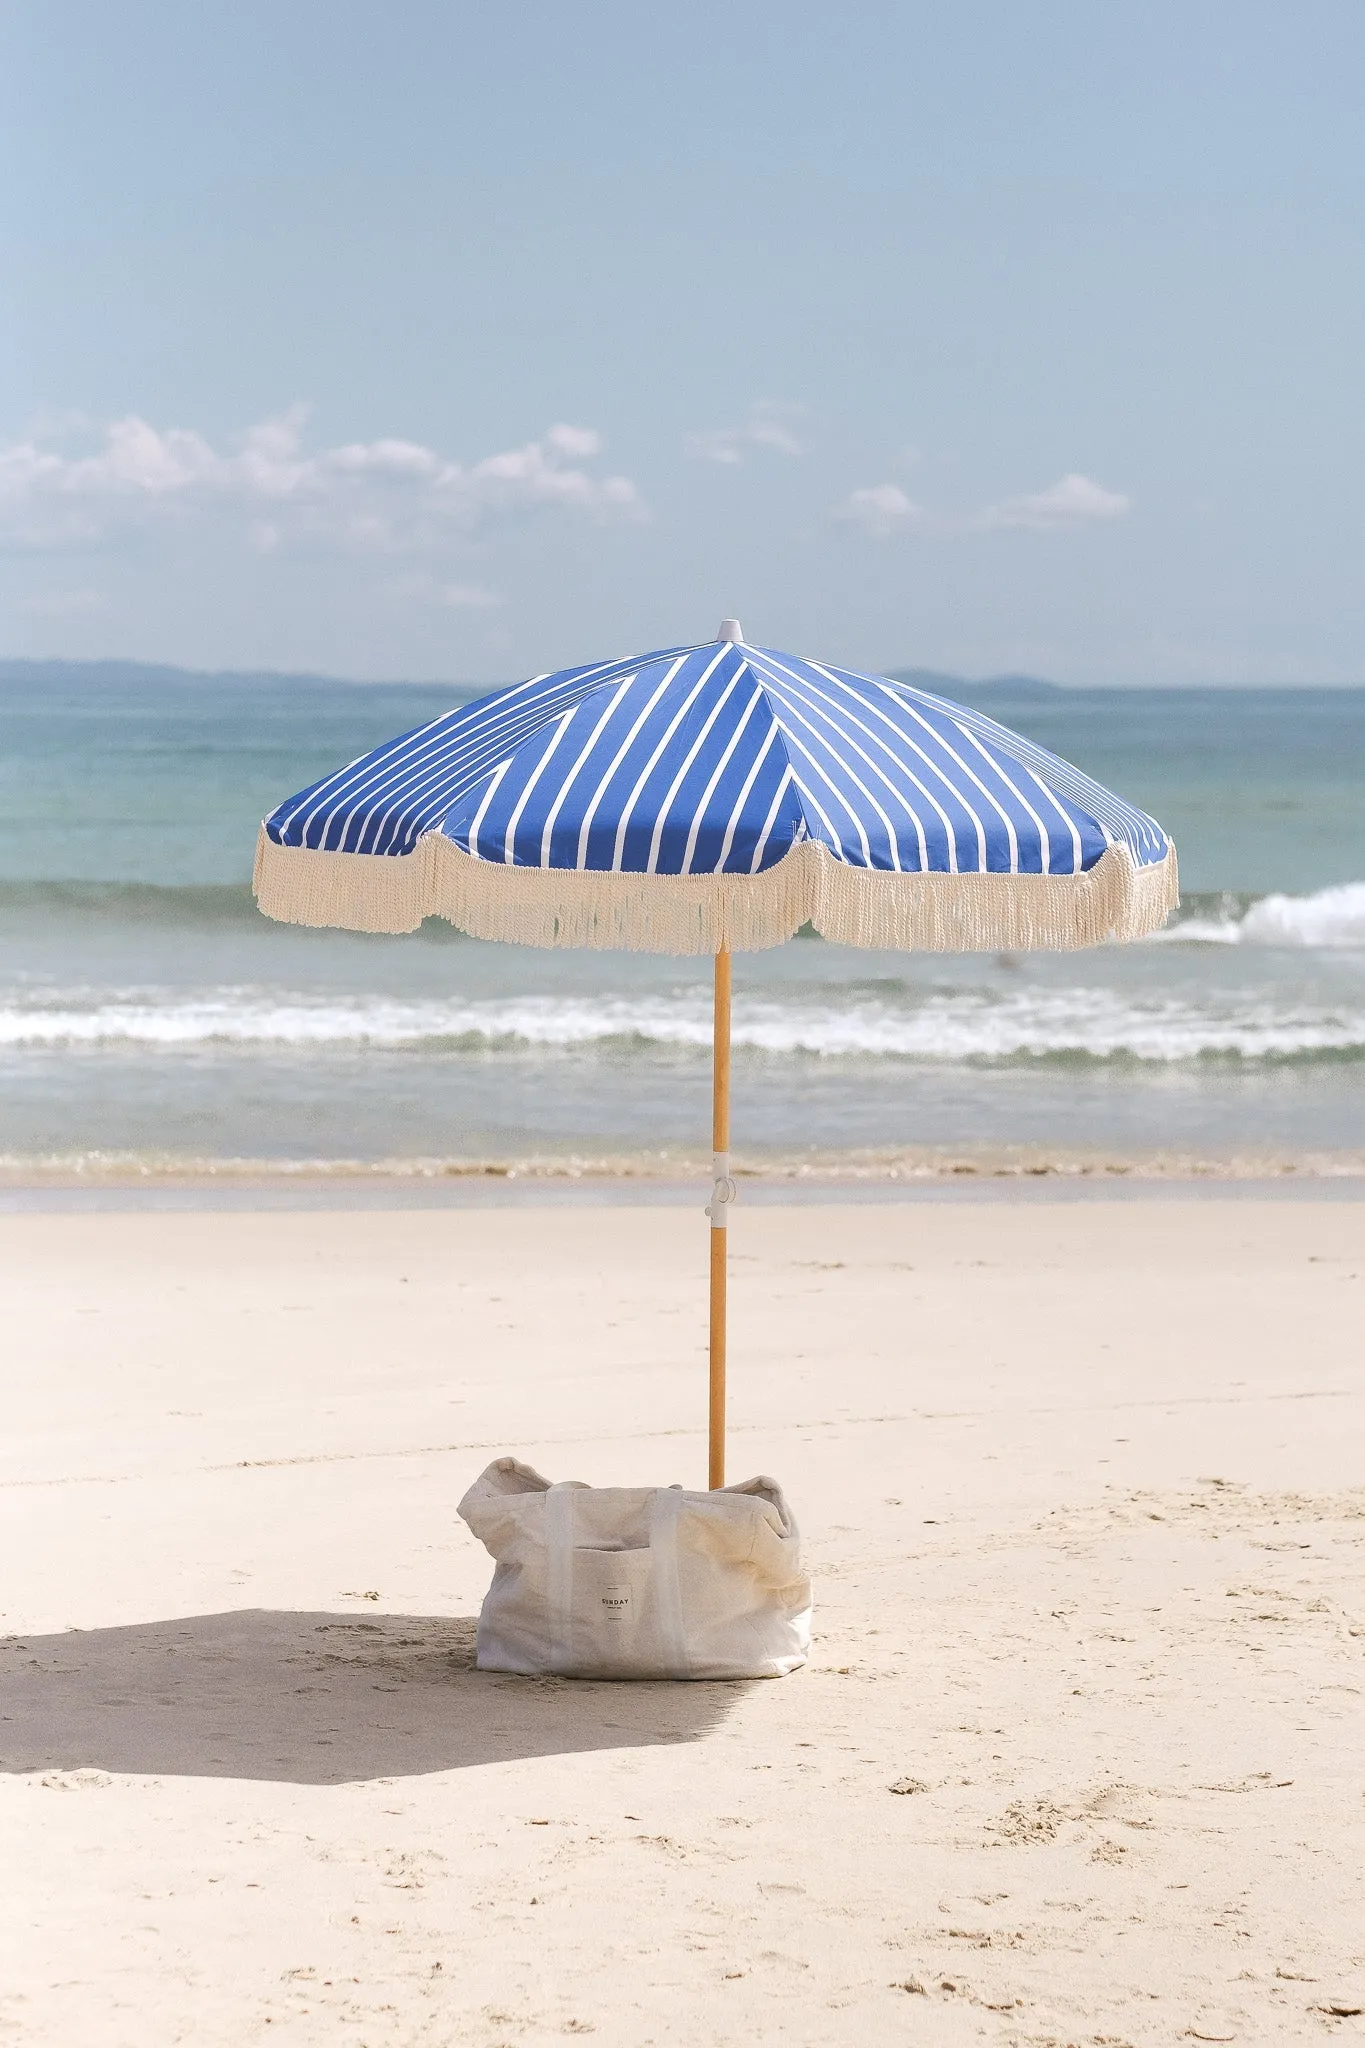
[2, 1199, 1363, 2045]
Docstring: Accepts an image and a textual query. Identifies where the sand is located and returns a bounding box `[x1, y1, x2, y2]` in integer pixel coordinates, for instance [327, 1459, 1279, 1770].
[2, 1198, 1363, 2046]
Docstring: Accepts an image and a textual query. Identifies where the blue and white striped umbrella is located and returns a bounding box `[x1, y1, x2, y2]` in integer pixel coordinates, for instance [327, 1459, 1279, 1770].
[255, 622, 1177, 952]
[255, 621, 1177, 1487]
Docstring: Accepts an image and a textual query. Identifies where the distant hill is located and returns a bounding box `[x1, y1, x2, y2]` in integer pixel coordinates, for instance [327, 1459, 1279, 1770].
[11, 657, 1353, 702]
[2, 656, 1066, 698]
[0, 657, 475, 692]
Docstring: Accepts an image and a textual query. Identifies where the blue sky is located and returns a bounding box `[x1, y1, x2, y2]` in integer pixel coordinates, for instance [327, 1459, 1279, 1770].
[3, 2, 1362, 684]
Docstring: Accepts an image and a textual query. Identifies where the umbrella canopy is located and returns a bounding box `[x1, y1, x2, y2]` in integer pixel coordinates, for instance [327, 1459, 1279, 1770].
[254, 622, 1176, 952]
[254, 623, 1177, 1486]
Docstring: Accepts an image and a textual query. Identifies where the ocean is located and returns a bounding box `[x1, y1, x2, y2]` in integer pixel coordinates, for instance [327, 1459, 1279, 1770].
[2, 669, 1363, 1182]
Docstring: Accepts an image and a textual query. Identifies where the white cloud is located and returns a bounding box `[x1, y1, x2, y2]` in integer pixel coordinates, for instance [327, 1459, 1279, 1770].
[0, 408, 642, 552]
[832, 469, 1130, 540]
[686, 402, 805, 465]
[980, 472, 1130, 532]
[835, 482, 922, 538]
[543, 424, 602, 460]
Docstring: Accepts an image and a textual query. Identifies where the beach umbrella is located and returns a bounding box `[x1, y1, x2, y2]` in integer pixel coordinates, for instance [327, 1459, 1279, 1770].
[254, 621, 1177, 1486]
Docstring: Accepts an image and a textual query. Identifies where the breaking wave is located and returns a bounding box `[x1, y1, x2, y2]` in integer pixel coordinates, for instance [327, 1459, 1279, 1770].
[1161, 881, 1365, 948]
[3, 984, 1363, 1064]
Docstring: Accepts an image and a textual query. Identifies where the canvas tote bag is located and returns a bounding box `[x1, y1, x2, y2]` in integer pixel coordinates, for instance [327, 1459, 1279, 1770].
[458, 1457, 812, 1680]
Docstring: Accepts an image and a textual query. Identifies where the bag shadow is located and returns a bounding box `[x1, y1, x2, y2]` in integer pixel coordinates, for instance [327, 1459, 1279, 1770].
[0, 1608, 750, 1786]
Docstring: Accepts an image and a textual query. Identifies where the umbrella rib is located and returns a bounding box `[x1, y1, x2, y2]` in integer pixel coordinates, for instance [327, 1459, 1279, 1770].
[285, 664, 596, 849]
[753, 656, 947, 872]
[752, 650, 963, 871]
[742, 662, 890, 871]
[574, 659, 689, 869]
[873, 669, 1165, 864]
[646, 666, 750, 874]
[778, 760, 844, 861]
[805, 660, 1002, 872]
[870, 672, 1093, 868]
[535, 675, 641, 867]
[802, 661, 1007, 872]
[951, 722, 1066, 872]
[748, 764, 798, 873]
[500, 709, 581, 864]
[357, 662, 656, 854]
[465, 757, 517, 859]
[276, 649, 697, 853]
[609, 648, 730, 872]
[679, 679, 767, 874]
[717, 718, 784, 872]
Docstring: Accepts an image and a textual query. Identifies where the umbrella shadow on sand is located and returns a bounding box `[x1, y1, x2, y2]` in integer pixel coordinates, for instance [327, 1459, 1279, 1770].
[0, 1609, 746, 1786]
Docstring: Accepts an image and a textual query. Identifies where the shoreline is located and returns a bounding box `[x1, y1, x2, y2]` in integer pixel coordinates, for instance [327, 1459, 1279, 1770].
[3, 1145, 1364, 1211]
[3, 1142, 1364, 1183]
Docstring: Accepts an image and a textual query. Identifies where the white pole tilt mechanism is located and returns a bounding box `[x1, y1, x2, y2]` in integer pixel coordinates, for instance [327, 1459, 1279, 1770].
[706, 1153, 737, 1225]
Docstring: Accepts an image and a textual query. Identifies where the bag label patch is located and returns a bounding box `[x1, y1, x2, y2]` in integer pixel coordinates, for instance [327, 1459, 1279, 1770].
[601, 1585, 632, 1620]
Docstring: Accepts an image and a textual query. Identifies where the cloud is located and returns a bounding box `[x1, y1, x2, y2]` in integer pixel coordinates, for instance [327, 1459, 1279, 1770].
[833, 469, 1130, 540]
[834, 482, 922, 538]
[980, 472, 1130, 532]
[543, 424, 602, 460]
[686, 402, 805, 465]
[0, 409, 642, 553]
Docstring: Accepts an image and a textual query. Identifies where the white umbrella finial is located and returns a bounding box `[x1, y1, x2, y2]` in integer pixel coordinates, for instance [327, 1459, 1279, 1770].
[717, 618, 743, 644]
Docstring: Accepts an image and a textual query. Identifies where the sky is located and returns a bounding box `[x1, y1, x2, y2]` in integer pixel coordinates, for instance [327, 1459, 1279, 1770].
[2, 2, 1363, 686]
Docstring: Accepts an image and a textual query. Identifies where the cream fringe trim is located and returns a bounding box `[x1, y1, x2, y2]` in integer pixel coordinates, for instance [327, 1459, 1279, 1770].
[254, 827, 1179, 954]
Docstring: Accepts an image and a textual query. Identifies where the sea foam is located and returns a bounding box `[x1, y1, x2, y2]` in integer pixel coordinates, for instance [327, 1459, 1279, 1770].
[3, 984, 1362, 1063]
[1161, 880, 1365, 948]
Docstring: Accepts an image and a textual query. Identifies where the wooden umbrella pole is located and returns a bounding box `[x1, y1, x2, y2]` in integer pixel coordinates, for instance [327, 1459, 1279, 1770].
[708, 946, 732, 1488]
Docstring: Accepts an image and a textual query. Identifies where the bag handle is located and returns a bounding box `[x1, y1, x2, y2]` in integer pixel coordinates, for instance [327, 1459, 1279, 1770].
[544, 1483, 576, 1675]
[649, 1487, 692, 1679]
